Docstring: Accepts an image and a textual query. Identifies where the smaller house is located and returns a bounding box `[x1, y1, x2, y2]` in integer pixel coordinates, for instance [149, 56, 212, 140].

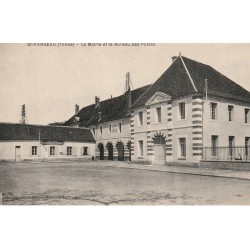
[0, 123, 96, 161]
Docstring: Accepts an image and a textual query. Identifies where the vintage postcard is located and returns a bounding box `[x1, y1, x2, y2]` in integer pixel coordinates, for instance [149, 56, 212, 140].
[1, 43, 250, 205]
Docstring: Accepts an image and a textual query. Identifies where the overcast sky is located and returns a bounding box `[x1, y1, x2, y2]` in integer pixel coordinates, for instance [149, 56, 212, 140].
[1, 43, 250, 125]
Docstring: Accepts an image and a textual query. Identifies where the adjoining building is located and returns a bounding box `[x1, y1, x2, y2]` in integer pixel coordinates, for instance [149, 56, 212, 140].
[0, 123, 95, 161]
[65, 54, 250, 166]
[65, 81, 151, 161]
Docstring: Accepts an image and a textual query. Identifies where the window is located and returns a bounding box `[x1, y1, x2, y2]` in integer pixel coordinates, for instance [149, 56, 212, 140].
[179, 138, 186, 158]
[83, 147, 88, 155]
[245, 137, 250, 157]
[156, 107, 162, 123]
[118, 122, 122, 133]
[228, 136, 235, 157]
[245, 108, 250, 124]
[100, 125, 103, 135]
[67, 147, 72, 156]
[179, 102, 185, 120]
[93, 127, 96, 135]
[210, 102, 218, 120]
[228, 105, 234, 122]
[139, 140, 143, 156]
[50, 146, 55, 156]
[109, 124, 112, 134]
[211, 135, 218, 156]
[32, 146, 37, 156]
[138, 111, 143, 126]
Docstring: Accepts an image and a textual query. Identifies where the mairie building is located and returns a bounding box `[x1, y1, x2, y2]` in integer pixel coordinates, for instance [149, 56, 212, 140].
[65, 54, 250, 166]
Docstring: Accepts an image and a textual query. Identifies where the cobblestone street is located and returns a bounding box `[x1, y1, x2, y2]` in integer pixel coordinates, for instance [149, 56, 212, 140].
[1, 161, 250, 205]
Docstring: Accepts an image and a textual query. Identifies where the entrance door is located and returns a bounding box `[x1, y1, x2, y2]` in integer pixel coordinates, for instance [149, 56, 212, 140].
[152, 134, 166, 166]
[15, 146, 21, 161]
[107, 143, 113, 160]
[153, 144, 166, 165]
[98, 143, 104, 160]
[117, 142, 124, 161]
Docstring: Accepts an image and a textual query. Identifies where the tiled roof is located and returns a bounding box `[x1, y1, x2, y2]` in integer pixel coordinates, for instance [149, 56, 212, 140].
[132, 55, 250, 108]
[0, 123, 95, 143]
[64, 84, 151, 126]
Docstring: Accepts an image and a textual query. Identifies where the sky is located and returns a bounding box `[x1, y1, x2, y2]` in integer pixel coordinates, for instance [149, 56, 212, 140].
[1, 43, 250, 125]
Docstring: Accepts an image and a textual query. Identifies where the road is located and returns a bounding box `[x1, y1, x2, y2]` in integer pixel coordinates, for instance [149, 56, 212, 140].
[1, 161, 250, 205]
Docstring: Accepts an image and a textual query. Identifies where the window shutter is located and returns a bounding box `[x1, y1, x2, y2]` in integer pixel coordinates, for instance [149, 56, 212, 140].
[29, 146, 32, 157]
[72, 146, 77, 156]
[80, 147, 83, 156]
[37, 146, 41, 157]
[55, 146, 58, 156]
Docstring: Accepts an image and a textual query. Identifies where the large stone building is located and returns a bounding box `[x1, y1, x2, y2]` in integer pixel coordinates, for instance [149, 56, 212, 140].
[0, 123, 95, 161]
[65, 54, 250, 166]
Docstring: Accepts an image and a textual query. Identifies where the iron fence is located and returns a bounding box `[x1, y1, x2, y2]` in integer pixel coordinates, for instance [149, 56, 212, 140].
[202, 146, 250, 162]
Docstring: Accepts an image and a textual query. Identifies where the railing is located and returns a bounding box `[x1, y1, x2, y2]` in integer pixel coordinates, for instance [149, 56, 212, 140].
[202, 146, 250, 162]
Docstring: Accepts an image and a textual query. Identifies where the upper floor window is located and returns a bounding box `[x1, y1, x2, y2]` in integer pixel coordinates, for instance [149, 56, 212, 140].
[210, 102, 218, 120]
[93, 127, 96, 135]
[118, 122, 122, 133]
[245, 108, 250, 124]
[109, 124, 112, 134]
[138, 111, 143, 126]
[100, 125, 103, 135]
[179, 102, 185, 120]
[32, 146, 37, 156]
[228, 105, 234, 122]
[156, 107, 162, 123]
[67, 146, 72, 156]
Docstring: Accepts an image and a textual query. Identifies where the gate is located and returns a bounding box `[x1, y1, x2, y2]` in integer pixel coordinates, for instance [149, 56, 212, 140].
[152, 133, 166, 165]
[106, 142, 113, 160]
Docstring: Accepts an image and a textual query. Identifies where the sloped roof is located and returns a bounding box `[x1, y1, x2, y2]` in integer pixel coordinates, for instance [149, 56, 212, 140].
[0, 123, 95, 143]
[132, 55, 250, 108]
[64, 84, 151, 126]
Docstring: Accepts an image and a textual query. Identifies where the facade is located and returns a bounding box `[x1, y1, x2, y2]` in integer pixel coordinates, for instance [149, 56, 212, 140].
[0, 123, 95, 161]
[65, 54, 250, 166]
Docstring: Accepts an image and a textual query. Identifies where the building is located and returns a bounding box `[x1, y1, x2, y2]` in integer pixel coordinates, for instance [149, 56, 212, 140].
[65, 83, 151, 161]
[0, 123, 95, 161]
[65, 54, 250, 166]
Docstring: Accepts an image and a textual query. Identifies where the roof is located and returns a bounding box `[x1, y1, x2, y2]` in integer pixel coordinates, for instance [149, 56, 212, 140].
[132, 55, 250, 108]
[64, 84, 151, 126]
[0, 123, 95, 143]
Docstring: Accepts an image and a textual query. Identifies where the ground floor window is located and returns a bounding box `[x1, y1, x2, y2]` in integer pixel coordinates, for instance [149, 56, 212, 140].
[245, 137, 250, 157]
[50, 146, 55, 156]
[32, 146, 37, 155]
[228, 136, 235, 157]
[139, 140, 143, 156]
[83, 147, 88, 155]
[179, 138, 186, 158]
[211, 135, 218, 156]
[67, 147, 72, 156]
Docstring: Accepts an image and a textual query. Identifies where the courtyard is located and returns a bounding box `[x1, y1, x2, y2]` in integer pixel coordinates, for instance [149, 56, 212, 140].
[1, 160, 250, 205]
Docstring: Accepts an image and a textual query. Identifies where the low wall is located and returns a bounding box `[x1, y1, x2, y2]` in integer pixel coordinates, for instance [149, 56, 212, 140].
[200, 160, 250, 171]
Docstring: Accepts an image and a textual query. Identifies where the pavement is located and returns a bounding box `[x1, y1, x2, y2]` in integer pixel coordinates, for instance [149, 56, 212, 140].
[2, 159, 250, 181]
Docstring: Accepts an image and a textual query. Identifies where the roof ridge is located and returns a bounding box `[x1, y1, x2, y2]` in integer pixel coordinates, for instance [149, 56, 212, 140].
[180, 55, 198, 92]
[0, 122, 90, 130]
[131, 56, 182, 109]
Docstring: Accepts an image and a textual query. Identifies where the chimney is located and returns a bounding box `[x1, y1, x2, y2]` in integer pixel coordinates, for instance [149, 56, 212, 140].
[126, 88, 132, 110]
[171, 56, 177, 63]
[21, 104, 26, 124]
[95, 96, 100, 107]
[75, 104, 79, 114]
